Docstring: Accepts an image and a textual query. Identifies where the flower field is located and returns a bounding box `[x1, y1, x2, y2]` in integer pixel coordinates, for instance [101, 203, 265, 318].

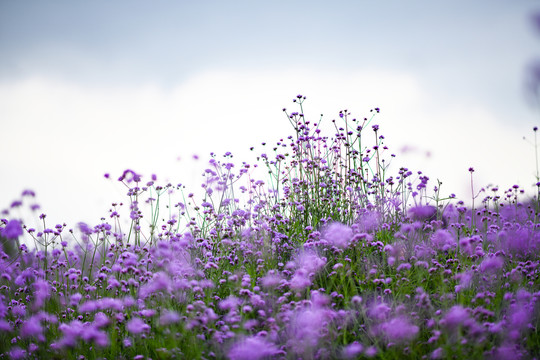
[1, 96, 539, 359]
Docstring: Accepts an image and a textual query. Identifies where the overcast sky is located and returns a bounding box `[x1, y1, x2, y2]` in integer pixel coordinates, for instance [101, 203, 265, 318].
[1, 0, 539, 227]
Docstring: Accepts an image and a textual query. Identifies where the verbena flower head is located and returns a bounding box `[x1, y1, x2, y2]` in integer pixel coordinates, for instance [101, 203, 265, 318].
[342, 342, 363, 359]
[408, 205, 437, 222]
[479, 255, 504, 274]
[159, 310, 181, 326]
[430, 229, 456, 252]
[379, 315, 419, 344]
[260, 271, 281, 288]
[289, 268, 311, 291]
[288, 303, 335, 353]
[127, 317, 150, 334]
[33, 279, 50, 309]
[8, 347, 26, 360]
[294, 251, 326, 274]
[1, 219, 23, 239]
[367, 301, 391, 322]
[322, 222, 353, 248]
[356, 211, 381, 232]
[20, 315, 44, 341]
[441, 305, 469, 332]
[228, 336, 279, 360]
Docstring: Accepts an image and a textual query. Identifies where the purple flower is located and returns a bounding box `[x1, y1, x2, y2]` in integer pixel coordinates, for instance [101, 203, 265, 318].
[0, 319, 11, 331]
[295, 251, 326, 274]
[9, 347, 26, 360]
[97, 297, 123, 311]
[123, 337, 132, 347]
[78, 222, 93, 236]
[260, 272, 281, 288]
[288, 303, 335, 352]
[364, 346, 378, 357]
[342, 342, 363, 359]
[78, 300, 98, 313]
[33, 279, 50, 309]
[441, 305, 469, 331]
[507, 303, 531, 340]
[118, 169, 141, 183]
[356, 211, 381, 232]
[408, 205, 437, 221]
[396, 262, 412, 272]
[93, 312, 110, 328]
[20, 315, 44, 341]
[1, 219, 23, 239]
[492, 342, 522, 360]
[159, 310, 181, 326]
[70, 293, 83, 306]
[139, 309, 156, 318]
[479, 256, 504, 274]
[219, 296, 240, 311]
[322, 222, 353, 248]
[22, 189, 35, 197]
[138, 272, 171, 299]
[431, 229, 456, 251]
[228, 336, 279, 360]
[127, 317, 150, 334]
[80, 325, 109, 347]
[431, 347, 443, 359]
[379, 316, 419, 344]
[57, 320, 84, 348]
[289, 269, 311, 290]
[367, 302, 391, 321]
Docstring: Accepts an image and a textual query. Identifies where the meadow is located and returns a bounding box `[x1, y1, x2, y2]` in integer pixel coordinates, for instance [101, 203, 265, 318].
[1, 95, 539, 359]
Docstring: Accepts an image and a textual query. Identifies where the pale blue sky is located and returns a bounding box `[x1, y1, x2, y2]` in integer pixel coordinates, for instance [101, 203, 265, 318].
[1, 0, 539, 226]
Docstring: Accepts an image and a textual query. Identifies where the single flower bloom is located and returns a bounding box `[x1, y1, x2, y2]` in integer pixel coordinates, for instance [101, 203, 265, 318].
[1, 219, 23, 239]
[126, 317, 150, 334]
[159, 310, 181, 326]
[228, 336, 279, 360]
[322, 222, 353, 248]
[379, 316, 419, 344]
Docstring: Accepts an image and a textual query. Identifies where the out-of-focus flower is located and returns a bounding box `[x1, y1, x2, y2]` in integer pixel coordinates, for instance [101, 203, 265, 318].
[228, 336, 279, 360]
[1, 219, 23, 239]
[127, 317, 150, 334]
[322, 222, 353, 248]
[20, 315, 44, 341]
[159, 310, 181, 326]
[431, 229, 456, 252]
[289, 269, 311, 290]
[409, 205, 437, 221]
[379, 316, 419, 344]
[441, 305, 469, 332]
[342, 342, 363, 359]
[479, 256, 504, 274]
